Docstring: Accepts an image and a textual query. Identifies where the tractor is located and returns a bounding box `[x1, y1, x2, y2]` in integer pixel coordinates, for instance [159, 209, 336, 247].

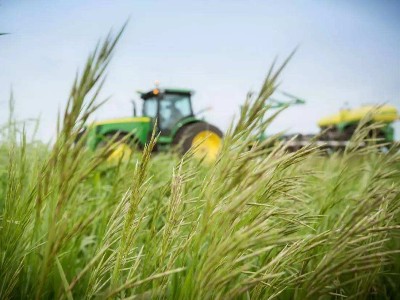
[85, 87, 223, 162]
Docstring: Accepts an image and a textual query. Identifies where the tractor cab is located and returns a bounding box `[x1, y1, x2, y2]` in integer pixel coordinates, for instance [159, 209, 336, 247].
[139, 88, 194, 136]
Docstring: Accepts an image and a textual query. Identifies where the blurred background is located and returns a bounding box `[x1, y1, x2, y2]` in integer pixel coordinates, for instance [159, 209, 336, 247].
[0, 0, 399, 141]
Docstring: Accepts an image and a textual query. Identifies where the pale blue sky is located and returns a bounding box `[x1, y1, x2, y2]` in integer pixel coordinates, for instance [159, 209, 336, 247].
[1, 0, 399, 140]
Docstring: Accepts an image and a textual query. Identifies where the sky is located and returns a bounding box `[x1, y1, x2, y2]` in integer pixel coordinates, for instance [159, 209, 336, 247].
[0, 0, 399, 141]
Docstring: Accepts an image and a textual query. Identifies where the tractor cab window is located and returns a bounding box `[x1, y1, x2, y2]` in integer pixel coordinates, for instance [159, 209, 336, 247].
[159, 93, 192, 134]
[143, 98, 158, 118]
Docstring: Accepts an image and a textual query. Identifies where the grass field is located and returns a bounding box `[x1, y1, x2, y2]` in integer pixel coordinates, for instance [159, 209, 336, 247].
[1, 29, 400, 300]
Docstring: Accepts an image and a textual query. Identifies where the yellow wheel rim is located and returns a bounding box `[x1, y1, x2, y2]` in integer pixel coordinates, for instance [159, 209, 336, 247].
[192, 130, 222, 162]
[107, 143, 132, 163]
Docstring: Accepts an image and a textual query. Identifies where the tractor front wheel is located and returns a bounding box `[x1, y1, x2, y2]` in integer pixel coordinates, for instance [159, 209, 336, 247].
[174, 122, 223, 162]
[97, 132, 136, 162]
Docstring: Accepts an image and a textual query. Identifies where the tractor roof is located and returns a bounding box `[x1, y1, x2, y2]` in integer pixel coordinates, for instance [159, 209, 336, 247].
[138, 88, 193, 100]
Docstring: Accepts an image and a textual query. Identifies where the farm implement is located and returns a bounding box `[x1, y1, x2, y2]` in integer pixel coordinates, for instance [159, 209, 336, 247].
[275, 97, 399, 151]
[83, 85, 398, 161]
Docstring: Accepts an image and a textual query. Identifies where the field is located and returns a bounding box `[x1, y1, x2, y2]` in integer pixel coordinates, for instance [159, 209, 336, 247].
[1, 30, 400, 299]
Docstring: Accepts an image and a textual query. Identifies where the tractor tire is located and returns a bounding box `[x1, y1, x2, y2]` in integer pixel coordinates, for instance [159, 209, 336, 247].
[97, 132, 138, 162]
[173, 122, 223, 162]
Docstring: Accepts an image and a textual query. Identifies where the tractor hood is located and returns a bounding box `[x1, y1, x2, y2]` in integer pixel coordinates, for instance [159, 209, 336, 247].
[94, 117, 151, 126]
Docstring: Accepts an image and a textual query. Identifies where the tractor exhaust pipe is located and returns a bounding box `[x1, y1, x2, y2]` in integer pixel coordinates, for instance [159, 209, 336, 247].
[131, 100, 137, 116]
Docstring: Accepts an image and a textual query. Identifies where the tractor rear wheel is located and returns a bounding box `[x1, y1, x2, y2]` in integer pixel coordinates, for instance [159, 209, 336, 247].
[174, 122, 223, 162]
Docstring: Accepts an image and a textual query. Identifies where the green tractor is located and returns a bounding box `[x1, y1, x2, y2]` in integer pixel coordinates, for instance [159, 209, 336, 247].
[85, 87, 223, 162]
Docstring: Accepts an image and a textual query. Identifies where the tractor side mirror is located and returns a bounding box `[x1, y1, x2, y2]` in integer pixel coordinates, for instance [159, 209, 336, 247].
[131, 100, 137, 116]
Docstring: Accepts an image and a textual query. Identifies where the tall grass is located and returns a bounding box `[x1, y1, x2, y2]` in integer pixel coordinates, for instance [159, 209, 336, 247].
[0, 28, 399, 299]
